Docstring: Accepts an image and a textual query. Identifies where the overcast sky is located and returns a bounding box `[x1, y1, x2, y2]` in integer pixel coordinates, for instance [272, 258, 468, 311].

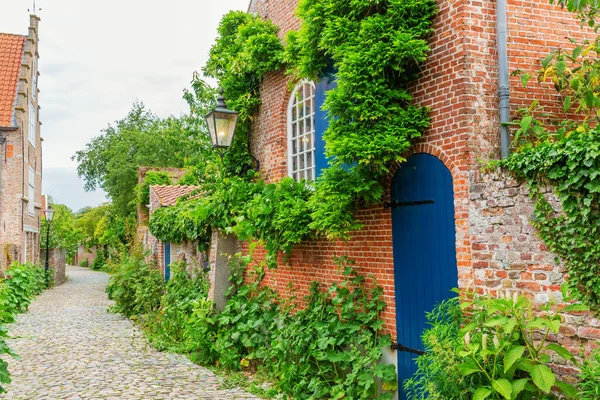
[0, 0, 249, 212]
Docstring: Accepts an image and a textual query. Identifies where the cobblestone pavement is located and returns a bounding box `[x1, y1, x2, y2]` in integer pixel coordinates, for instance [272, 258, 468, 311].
[0, 266, 258, 400]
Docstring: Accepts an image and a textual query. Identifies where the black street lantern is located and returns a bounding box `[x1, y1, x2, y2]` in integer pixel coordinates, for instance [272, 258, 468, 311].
[205, 88, 239, 149]
[44, 205, 55, 286]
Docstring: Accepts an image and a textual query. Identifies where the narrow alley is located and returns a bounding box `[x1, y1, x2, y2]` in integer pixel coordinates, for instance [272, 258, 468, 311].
[0, 266, 256, 400]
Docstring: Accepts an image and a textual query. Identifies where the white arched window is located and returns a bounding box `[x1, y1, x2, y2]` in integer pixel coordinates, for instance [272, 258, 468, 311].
[288, 81, 316, 181]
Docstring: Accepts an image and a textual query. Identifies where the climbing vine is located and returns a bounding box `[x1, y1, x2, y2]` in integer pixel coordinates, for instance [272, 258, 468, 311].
[150, 1, 437, 262]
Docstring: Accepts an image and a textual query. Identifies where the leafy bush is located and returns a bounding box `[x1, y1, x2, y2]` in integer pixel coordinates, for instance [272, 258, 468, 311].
[404, 298, 476, 399]
[579, 348, 600, 399]
[0, 262, 46, 393]
[105, 252, 163, 318]
[0, 324, 17, 394]
[0, 263, 46, 319]
[406, 290, 586, 400]
[145, 261, 210, 350]
[182, 256, 397, 399]
[80, 259, 89, 268]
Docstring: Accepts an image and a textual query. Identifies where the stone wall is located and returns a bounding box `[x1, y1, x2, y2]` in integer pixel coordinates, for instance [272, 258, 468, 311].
[470, 170, 599, 369]
[41, 248, 66, 285]
[76, 245, 96, 266]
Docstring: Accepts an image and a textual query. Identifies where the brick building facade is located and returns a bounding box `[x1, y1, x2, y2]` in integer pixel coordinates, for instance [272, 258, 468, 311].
[203, 0, 600, 393]
[0, 15, 43, 271]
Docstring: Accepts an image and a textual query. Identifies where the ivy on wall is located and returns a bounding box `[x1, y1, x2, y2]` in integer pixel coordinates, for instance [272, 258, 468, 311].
[150, 1, 437, 263]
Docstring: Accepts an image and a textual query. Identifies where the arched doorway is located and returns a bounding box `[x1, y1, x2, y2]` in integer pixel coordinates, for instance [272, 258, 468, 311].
[390, 153, 458, 398]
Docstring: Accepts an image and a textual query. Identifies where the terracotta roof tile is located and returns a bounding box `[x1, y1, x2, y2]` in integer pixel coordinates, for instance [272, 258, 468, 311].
[151, 185, 202, 207]
[0, 33, 26, 127]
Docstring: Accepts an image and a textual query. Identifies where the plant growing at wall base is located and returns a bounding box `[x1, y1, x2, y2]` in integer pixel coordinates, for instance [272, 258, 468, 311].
[578, 348, 600, 399]
[406, 290, 585, 400]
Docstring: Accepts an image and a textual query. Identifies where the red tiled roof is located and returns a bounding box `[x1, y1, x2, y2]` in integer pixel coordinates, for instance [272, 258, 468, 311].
[151, 185, 202, 207]
[0, 34, 26, 126]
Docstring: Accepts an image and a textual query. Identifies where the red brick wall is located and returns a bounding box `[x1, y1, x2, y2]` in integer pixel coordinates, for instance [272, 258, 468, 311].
[242, 0, 598, 343]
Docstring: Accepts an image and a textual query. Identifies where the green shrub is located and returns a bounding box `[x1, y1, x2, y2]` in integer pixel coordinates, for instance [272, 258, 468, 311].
[182, 256, 397, 399]
[406, 290, 585, 400]
[89, 248, 106, 271]
[80, 259, 89, 268]
[0, 263, 46, 319]
[404, 298, 476, 399]
[579, 348, 600, 399]
[105, 251, 163, 317]
[145, 261, 210, 350]
[0, 262, 46, 393]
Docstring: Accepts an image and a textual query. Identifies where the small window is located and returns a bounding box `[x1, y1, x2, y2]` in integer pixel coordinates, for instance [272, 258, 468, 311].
[288, 81, 316, 182]
[28, 102, 37, 146]
[28, 166, 35, 216]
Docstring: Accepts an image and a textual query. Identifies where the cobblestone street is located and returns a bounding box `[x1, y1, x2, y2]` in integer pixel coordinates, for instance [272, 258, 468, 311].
[0, 266, 257, 400]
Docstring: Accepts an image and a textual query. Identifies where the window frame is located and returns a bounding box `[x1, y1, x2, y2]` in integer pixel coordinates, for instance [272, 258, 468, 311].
[287, 81, 316, 182]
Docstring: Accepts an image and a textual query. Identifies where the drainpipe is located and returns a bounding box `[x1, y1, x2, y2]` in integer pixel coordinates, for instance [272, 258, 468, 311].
[497, 0, 511, 159]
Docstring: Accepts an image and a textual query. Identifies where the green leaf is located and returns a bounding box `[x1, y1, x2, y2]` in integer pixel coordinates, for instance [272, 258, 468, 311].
[585, 89, 595, 108]
[511, 378, 529, 400]
[457, 362, 480, 376]
[473, 387, 492, 400]
[492, 378, 513, 400]
[504, 345, 526, 373]
[563, 303, 589, 312]
[546, 343, 575, 362]
[531, 364, 555, 393]
[520, 116, 533, 132]
[555, 381, 578, 398]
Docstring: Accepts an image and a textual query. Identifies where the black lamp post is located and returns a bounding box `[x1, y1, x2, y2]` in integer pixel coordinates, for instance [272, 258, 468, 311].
[205, 88, 239, 152]
[43, 204, 55, 286]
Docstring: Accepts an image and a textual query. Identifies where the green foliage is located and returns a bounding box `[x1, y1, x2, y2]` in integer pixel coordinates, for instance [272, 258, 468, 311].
[501, 131, 600, 309]
[404, 298, 474, 399]
[0, 263, 47, 319]
[154, 1, 436, 254]
[268, 259, 397, 399]
[233, 177, 313, 267]
[144, 261, 210, 351]
[75, 205, 109, 249]
[183, 256, 397, 399]
[105, 251, 164, 318]
[41, 203, 82, 264]
[0, 262, 46, 394]
[110, 251, 396, 399]
[578, 348, 600, 399]
[0, 323, 16, 394]
[137, 171, 171, 206]
[74, 102, 204, 217]
[80, 259, 89, 268]
[406, 290, 585, 400]
[203, 11, 284, 177]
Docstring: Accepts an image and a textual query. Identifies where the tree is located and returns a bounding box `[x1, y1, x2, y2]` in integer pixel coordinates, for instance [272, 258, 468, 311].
[73, 101, 204, 217]
[41, 203, 82, 264]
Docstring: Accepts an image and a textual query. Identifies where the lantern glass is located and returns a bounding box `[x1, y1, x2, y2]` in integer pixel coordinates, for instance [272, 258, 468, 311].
[44, 207, 55, 223]
[206, 110, 238, 148]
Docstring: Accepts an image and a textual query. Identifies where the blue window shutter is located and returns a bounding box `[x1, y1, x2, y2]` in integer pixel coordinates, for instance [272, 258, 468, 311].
[314, 74, 337, 179]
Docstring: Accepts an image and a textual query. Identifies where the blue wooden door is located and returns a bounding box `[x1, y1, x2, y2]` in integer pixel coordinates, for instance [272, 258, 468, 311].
[164, 242, 171, 282]
[391, 153, 458, 398]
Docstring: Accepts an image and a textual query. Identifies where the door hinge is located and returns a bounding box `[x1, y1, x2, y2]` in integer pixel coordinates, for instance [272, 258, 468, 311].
[384, 200, 434, 209]
[391, 342, 426, 356]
